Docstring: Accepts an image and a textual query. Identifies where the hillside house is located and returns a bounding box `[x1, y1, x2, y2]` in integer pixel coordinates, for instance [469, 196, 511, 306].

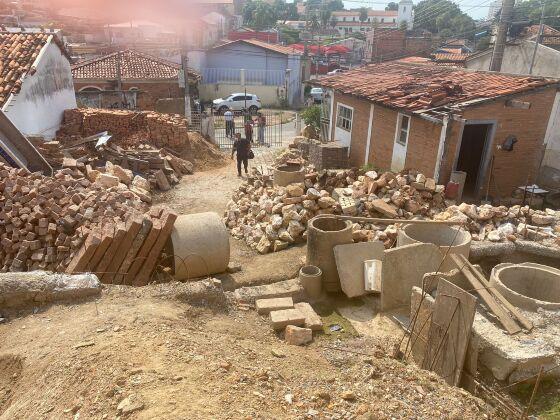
[313, 61, 560, 200]
[72, 50, 200, 111]
[0, 29, 76, 139]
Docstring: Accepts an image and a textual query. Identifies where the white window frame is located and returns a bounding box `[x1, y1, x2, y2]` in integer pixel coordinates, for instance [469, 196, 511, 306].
[336, 104, 353, 132]
[395, 113, 411, 146]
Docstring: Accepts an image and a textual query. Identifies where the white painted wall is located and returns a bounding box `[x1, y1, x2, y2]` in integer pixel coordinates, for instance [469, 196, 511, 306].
[390, 113, 410, 171]
[333, 102, 353, 149]
[3, 39, 77, 139]
[199, 83, 285, 107]
[543, 91, 560, 170]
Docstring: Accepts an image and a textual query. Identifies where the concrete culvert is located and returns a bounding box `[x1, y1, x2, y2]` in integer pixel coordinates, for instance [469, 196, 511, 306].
[490, 263, 560, 311]
[273, 164, 305, 187]
[170, 212, 230, 281]
[299, 265, 322, 299]
[397, 224, 471, 272]
[306, 216, 353, 293]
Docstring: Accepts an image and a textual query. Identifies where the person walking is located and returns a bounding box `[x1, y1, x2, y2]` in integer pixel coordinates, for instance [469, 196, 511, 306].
[231, 133, 250, 177]
[244, 117, 254, 144]
[224, 109, 234, 138]
[256, 112, 266, 146]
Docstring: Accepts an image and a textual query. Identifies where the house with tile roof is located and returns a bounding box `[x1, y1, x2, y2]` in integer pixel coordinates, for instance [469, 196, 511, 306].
[0, 29, 76, 139]
[196, 39, 305, 107]
[313, 60, 560, 200]
[72, 50, 200, 111]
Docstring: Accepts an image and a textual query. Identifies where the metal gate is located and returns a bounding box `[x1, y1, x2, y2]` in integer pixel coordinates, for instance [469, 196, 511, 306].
[211, 110, 286, 149]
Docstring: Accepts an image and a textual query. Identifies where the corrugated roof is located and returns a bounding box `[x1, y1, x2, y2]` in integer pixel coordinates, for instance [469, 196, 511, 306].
[72, 50, 200, 81]
[314, 61, 558, 112]
[0, 32, 58, 107]
[210, 39, 302, 55]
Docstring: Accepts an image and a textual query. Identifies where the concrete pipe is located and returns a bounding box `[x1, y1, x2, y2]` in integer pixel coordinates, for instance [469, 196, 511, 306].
[306, 216, 353, 293]
[397, 223, 471, 272]
[170, 212, 230, 281]
[273, 164, 305, 187]
[490, 263, 560, 312]
[299, 265, 322, 299]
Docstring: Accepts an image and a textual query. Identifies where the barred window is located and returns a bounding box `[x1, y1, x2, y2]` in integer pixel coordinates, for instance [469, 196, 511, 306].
[396, 114, 410, 145]
[336, 105, 353, 131]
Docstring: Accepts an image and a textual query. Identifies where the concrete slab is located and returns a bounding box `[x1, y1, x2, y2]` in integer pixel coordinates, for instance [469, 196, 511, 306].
[364, 259, 382, 293]
[256, 297, 294, 315]
[294, 302, 323, 330]
[380, 243, 442, 312]
[233, 278, 306, 304]
[270, 308, 305, 330]
[334, 241, 385, 298]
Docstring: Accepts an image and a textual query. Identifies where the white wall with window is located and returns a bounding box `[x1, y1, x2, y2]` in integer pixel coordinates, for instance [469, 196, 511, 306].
[334, 103, 353, 148]
[391, 113, 411, 171]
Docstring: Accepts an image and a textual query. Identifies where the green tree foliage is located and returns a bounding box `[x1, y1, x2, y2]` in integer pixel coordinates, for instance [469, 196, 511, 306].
[320, 9, 332, 28]
[279, 25, 301, 44]
[243, 0, 299, 29]
[301, 105, 321, 129]
[386, 2, 398, 11]
[413, 0, 476, 38]
[274, 0, 299, 22]
[475, 35, 491, 51]
[359, 7, 369, 23]
[326, 0, 345, 12]
[513, 0, 560, 29]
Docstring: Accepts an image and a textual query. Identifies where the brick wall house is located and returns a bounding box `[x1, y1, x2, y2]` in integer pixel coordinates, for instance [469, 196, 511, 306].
[317, 61, 560, 200]
[72, 50, 200, 111]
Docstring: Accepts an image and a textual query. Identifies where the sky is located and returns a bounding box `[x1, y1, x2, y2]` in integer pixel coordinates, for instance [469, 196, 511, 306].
[342, 0, 491, 20]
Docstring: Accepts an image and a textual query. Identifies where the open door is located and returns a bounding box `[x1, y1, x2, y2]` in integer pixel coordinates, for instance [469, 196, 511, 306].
[455, 123, 493, 199]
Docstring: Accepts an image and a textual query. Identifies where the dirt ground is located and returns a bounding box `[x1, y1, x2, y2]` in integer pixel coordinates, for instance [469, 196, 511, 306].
[0, 286, 499, 419]
[0, 153, 506, 419]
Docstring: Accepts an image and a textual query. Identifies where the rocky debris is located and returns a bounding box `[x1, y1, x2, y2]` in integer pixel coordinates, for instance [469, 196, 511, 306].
[226, 164, 560, 253]
[285, 325, 313, 345]
[0, 162, 150, 272]
[117, 395, 145, 415]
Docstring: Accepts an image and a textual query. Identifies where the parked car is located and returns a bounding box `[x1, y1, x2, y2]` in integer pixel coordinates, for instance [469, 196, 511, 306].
[327, 68, 345, 76]
[310, 87, 325, 104]
[212, 93, 262, 114]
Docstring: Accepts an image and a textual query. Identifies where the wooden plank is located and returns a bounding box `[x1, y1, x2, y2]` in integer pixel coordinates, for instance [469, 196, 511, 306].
[450, 254, 521, 335]
[422, 279, 477, 386]
[94, 223, 126, 278]
[457, 255, 534, 331]
[100, 217, 142, 284]
[116, 217, 153, 285]
[134, 211, 177, 286]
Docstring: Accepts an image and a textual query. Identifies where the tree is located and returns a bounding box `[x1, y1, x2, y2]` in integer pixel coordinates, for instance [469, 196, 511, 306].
[386, 2, 398, 11]
[359, 7, 369, 24]
[320, 9, 331, 29]
[273, 0, 299, 22]
[301, 105, 321, 129]
[242, 0, 257, 25]
[330, 15, 338, 29]
[278, 25, 301, 44]
[475, 35, 491, 51]
[326, 0, 345, 12]
[413, 0, 475, 39]
[513, 0, 560, 30]
[308, 13, 320, 33]
[252, 1, 277, 29]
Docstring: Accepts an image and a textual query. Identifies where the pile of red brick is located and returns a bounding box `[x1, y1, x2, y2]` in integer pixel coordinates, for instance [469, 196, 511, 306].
[66, 207, 178, 286]
[0, 162, 151, 272]
[58, 108, 189, 149]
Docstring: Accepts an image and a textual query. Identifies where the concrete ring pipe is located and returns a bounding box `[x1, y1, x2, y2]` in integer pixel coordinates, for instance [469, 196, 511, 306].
[170, 212, 230, 281]
[273, 164, 305, 187]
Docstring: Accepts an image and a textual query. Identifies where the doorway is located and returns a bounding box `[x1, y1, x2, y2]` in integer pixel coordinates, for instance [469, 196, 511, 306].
[455, 123, 493, 198]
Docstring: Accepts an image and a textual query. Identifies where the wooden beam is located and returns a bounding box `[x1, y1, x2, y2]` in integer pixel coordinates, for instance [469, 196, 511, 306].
[450, 254, 521, 335]
[457, 255, 533, 331]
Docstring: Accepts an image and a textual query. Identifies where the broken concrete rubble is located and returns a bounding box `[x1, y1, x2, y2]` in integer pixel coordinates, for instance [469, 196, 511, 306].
[285, 325, 313, 345]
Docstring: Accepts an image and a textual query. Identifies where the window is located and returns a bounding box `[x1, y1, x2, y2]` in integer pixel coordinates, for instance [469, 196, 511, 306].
[403, 6, 407, 12]
[336, 104, 353, 131]
[232, 96, 245, 101]
[381, 18, 384, 23]
[396, 114, 410, 145]
[352, 17, 355, 21]
[343, 17, 346, 21]
[349, 27, 353, 33]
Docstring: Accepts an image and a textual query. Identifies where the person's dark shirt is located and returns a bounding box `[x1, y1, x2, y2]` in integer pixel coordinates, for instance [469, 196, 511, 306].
[233, 138, 250, 159]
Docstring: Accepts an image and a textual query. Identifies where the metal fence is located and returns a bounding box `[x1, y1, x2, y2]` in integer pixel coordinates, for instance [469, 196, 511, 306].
[211, 110, 286, 149]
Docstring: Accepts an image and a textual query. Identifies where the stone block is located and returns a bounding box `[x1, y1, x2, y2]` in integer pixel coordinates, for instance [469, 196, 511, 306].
[285, 325, 312, 345]
[370, 199, 397, 218]
[256, 297, 294, 315]
[294, 302, 323, 330]
[270, 308, 305, 330]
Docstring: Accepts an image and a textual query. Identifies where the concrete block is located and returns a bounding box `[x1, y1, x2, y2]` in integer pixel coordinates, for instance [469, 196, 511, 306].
[233, 278, 306, 304]
[285, 325, 312, 345]
[380, 243, 442, 311]
[334, 241, 385, 298]
[256, 297, 294, 315]
[270, 308, 305, 330]
[364, 259, 382, 293]
[294, 302, 323, 331]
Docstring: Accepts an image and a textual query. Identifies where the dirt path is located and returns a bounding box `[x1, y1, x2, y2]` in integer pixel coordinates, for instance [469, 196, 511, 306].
[0, 287, 498, 419]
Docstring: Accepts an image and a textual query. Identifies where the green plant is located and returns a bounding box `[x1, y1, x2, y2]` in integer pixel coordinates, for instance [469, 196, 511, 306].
[301, 105, 321, 128]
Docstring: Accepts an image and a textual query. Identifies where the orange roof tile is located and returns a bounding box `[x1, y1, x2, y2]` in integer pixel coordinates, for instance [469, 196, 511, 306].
[0, 32, 56, 106]
[432, 53, 471, 63]
[72, 50, 200, 81]
[313, 61, 558, 112]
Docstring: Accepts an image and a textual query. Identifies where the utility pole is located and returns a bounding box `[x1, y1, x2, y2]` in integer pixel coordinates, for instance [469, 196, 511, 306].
[181, 50, 191, 122]
[529, 1, 546, 74]
[489, 0, 515, 71]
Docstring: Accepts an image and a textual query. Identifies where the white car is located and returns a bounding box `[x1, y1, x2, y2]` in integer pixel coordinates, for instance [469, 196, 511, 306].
[310, 87, 325, 103]
[212, 93, 262, 114]
[327, 68, 345, 76]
